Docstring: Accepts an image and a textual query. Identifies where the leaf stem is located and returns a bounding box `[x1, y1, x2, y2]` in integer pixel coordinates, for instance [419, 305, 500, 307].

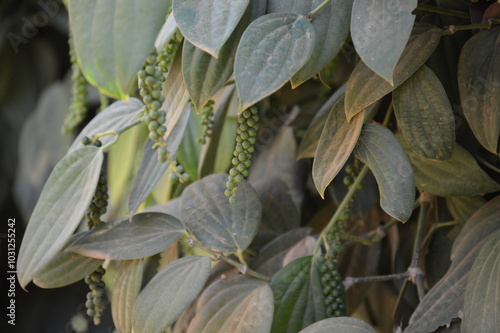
[382, 102, 394, 127]
[415, 4, 470, 19]
[307, 0, 332, 21]
[344, 272, 409, 289]
[440, 19, 500, 36]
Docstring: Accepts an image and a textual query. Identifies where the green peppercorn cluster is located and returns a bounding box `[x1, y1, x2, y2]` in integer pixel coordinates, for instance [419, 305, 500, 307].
[168, 161, 190, 184]
[84, 265, 106, 325]
[320, 250, 346, 317]
[225, 107, 259, 204]
[138, 36, 179, 163]
[197, 100, 215, 144]
[62, 34, 88, 135]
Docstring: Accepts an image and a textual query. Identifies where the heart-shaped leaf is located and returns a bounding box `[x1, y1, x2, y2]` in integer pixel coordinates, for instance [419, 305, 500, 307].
[68, 0, 171, 99]
[235, 13, 316, 110]
[393, 65, 455, 160]
[299, 317, 375, 333]
[132, 255, 211, 333]
[67, 212, 185, 260]
[181, 174, 261, 253]
[351, 0, 417, 84]
[187, 275, 274, 333]
[17, 147, 103, 289]
[173, 0, 250, 57]
[354, 124, 415, 222]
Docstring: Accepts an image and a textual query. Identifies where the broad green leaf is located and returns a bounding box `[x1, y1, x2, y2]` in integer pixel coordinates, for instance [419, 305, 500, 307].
[445, 196, 486, 225]
[173, 0, 250, 57]
[463, 230, 500, 333]
[187, 275, 274, 333]
[112, 259, 144, 333]
[17, 147, 103, 289]
[268, 0, 353, 87]
[69, 98, 144, 153]
[253, 228, 312, 277]
[270, 255, 326, 332]
[67, 212, 185, 260]
[297, 84, 346, 159]
[235, 13, 316, 110]
[398, 135, 500, 196]
[345, 24, 441, 121]
[458, 27, 500, 154]
[33, 235, 103, 289]
[351, 0, 417, 84]
[354, 124, 415, 222]
[132, 256, 211, 333]
[181, 174, 261, 253]
[182, 0, 265, 111]
[406, 195, 500, 333]
[68, 0, 171, 99]
[299, 317, 375, 333]
[393, 65, 455, 160]
[313, 96, 364, 198]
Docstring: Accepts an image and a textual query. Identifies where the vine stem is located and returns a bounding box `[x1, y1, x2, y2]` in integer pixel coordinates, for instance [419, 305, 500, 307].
[97, 118, 143, 151]
[440, 18, 500, 36]
[344, 272, 409, 289]
[307, 0, 332, 21]
[415, 4, 470, 19]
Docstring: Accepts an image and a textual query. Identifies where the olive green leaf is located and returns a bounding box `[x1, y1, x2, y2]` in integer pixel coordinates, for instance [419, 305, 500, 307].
[132, 256, 211, 333]
[235, 13, 316, 110]
[69, 98, 144, 153]
[17, 147, 103, 289]
[67, 212, 185, 260]
[354, 124, 415, 222]
[458, 26, 500, 154]
[398, 135, 500, 196]
[112, 259, 144, 333]
[393, 65, 455, 160]
[187, 275, 274, 333]
[445, 196, 486, 225]
[33, 235, 104, 289]
[182, 0, 265, 112]
[406, 195, 500, 333]
[345, 23, 441, 121]
[67, 0, 171, 99]
[173, 0, 250, 57]
[313, 96, 364, 198]
[181, 174, 261, 253]
[351, 0, 417, 85]
[270, 255, 327, 332]
[463, 230, 500, 333]
[299, 317, 376, 333]
[267, 0, 353, 87]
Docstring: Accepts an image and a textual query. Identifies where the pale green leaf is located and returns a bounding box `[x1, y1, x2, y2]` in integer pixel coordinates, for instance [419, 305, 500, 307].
[181, 174, 261, 253]
[68, 0, 171, 99]
[351, 0, 417, 84]
[17, 147, 103, 289]
[132, 256, 211, 333]
[173, 0, 250, 57]
[354, 124, 415, 222]
[299, 317, 375, 333]
[154, 14, 178, 52]
[235, 13, 316, 110]
[67, 212, 185, 260]
[393, 65, 455, 160]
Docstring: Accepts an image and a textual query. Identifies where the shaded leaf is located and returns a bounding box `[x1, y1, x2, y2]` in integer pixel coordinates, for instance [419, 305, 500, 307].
[17, 147, 103, 289]
[181, 174, 261, 253]
[445, 196, 486, 225]
[69, 98, 144, 153]
[313, 95, 364, 198]
[132, 256, 211, 333]
[463, 230, 500, 333]
[345, 24, 441, 120]
[393, 65, 455, 160]
[173, 0, 250, 57]
[112, 259, 144, 333]
[405, 195, 500, 333]
[68, 0, 171, 99]
[235, 13, 316, 110]
[270, 255, 326, 332]
[299, 317, 375, 333]
[458, 27, 500, 154]
[398, 135, 500, 196]
[33, 235, 104, 289]
[351, 0, 417, 84]
[354, 124, 415, 222]
[187, 275, 274, 333]
[67, 212, 185, 260]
